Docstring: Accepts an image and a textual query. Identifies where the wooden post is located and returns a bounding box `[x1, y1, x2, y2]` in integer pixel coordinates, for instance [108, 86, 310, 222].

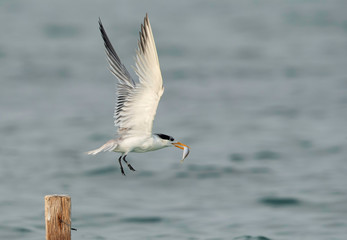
[45, 195, 71, 240]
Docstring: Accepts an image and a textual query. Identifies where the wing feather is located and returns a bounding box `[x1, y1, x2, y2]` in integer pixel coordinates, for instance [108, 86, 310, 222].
[99, 14, 164, 136]
[98, 18, 135, 87]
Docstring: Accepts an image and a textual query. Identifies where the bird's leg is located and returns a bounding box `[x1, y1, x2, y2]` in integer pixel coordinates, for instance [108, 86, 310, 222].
[122, 155, 136, 171]
[118, 155, 126, 176]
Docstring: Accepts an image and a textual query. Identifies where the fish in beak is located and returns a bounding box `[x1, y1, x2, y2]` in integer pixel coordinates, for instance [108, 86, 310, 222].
[172, 142, 190, 162]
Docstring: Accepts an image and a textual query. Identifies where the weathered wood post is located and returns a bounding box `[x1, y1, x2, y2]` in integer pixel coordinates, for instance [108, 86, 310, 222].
[45, 195, 71, 240]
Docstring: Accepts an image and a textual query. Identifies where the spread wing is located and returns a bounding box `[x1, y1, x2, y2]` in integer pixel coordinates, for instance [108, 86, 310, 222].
[99, 14, 164, 136]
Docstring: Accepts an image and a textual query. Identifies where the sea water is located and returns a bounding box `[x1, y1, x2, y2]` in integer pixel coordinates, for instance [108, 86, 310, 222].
[1, 1, 347, 239]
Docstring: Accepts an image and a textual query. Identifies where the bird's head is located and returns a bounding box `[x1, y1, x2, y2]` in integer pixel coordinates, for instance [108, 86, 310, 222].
[154, 133, 190, 161]
[154, 133, 187, 147]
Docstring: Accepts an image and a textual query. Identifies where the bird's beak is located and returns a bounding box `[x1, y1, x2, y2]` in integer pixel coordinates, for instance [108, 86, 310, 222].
[172, 142, 190, 163]
[172, 142, 190, 150]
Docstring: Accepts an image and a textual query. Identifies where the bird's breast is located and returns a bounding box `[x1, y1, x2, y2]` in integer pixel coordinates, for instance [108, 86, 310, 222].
[113, 136, 148, 153]
[132, 138, 166, 153]
[132, 141, 157, 153]
[115, 136, 166, 153]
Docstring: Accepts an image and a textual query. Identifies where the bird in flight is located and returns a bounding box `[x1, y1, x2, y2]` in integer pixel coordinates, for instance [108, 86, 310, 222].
[87, 14, 190, 175]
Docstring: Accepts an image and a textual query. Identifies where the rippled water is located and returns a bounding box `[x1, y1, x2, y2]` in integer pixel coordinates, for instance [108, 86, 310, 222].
[1, 1, 347, 239]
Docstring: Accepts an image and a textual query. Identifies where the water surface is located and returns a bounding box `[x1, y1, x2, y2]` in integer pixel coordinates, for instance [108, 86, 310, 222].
[1, 1, 347, 239]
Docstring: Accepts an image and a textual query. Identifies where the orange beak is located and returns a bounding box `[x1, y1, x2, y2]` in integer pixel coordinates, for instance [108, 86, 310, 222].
[172, 142, 190, 162]
[172, 142, 190, 150]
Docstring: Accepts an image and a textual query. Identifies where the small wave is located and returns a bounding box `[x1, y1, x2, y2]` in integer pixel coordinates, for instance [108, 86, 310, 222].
[120, 216, 163, 224]
[13, 227, 32, 233]
[196, 171, 221, 179]
[181, 164, 237, 179]
[229, 153, 246, 162]
[254, 150, 281, 160]
[233, 236, 272, 240]
[259, 196, 301, 207]
[84, 166, 117, 176]
[249, 167, 271, 174]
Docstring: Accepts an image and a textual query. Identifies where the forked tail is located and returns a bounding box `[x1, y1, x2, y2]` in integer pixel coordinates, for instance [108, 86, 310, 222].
[87, 139, 118, 155]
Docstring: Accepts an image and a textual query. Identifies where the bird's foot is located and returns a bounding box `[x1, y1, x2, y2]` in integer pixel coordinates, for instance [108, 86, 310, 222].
[120, 166, 126, 176]
[122, 155, 135, 172]
[118, 156, 126, 176]
[127, 163, 136, 171]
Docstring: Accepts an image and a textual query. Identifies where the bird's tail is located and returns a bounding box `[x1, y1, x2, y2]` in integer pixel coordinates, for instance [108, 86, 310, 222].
[87, 139, 118, 155]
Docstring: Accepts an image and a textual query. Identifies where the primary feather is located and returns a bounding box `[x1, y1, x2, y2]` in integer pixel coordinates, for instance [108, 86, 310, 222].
[98, 14, 164, 137]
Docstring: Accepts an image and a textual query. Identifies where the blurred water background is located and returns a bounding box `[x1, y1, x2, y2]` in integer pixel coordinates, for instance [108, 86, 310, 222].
[1, 0, 347, 239]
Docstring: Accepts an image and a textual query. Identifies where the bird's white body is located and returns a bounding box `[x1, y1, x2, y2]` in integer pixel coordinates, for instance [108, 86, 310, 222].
[130, 135, 169, 153]
[87, 14, 189, 175]
[88, 135, 170, 155]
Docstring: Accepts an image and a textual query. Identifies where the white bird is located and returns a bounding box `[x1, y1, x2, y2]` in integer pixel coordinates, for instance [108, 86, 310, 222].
[87, 14, 190, 175]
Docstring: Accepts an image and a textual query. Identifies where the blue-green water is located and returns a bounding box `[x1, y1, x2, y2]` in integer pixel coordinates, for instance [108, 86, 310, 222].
[1, 1, 347, 239]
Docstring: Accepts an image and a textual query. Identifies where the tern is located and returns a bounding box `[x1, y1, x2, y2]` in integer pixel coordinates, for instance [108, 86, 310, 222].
[87, 14, 190, 175]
